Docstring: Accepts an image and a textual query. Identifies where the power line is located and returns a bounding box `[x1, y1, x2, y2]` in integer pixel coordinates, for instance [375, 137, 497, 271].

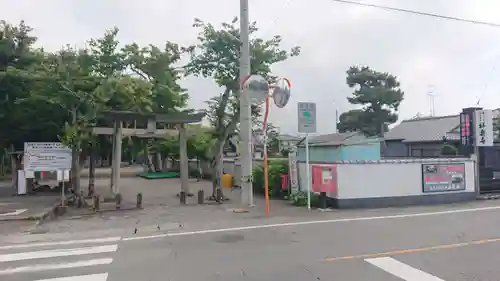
[331, 0, 500, 28]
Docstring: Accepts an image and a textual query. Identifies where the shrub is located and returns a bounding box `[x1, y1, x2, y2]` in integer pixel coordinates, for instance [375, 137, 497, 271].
[252, 160, 289, 198]
[290, 190, 320, 207]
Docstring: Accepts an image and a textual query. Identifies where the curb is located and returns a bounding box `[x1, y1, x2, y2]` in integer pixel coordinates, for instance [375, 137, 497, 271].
[0, 203, 61, 222]
[65, 206, 140, 220]
[80, 174, 139, 179]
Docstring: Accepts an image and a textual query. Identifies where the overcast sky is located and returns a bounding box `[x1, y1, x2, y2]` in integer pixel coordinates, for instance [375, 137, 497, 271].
[2, 0, 500, 134]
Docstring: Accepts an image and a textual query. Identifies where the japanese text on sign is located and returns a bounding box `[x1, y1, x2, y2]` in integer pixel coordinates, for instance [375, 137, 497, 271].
[460, 113, 471, 147]
[474, 109, 493, 147]
[24, 142, 72, 171]
[422, 163, 466, 193]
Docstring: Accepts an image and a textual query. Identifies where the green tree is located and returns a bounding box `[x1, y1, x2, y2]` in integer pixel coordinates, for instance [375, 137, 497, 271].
[337, 109, 365, 133]
[0, 21, 62, 151]
[187, 132, 211, 161]
[265, 123, 280, 156]
[184, 17, 300, 196]
[86, 27, 125, 195]
[122, 41, 189, 172]
[339, 66, 404, 136]
[122, 42, 188, 114]
[0, 21, 66, 189]
[32, 46, 103, 196]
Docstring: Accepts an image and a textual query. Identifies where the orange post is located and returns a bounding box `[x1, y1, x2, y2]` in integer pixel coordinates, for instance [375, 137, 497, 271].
[263, 96, 270, 216]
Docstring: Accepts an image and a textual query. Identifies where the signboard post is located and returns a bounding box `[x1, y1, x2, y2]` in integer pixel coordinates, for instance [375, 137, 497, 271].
[288, 147, 299, 192]
[298, 102, 317, 211]
[24, 142, 72, 206]
[422, 163, 466, 193]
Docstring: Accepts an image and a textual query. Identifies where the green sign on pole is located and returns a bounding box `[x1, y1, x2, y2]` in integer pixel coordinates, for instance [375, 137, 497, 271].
[297, 102, 317, 134]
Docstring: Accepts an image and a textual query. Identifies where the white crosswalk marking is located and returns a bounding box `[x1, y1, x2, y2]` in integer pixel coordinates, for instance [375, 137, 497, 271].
[0, 238, 119, 281]
[34, 273, 108, 281]
[0, 245, 118, 262]
[0, 258, 113, 275]
[0, 237, 121, 250]
[366, 257, 446, 281]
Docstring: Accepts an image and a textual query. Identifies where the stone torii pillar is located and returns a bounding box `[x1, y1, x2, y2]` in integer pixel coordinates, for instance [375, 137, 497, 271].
[178, 124, 190, 202]
[111, 120, 123, 195]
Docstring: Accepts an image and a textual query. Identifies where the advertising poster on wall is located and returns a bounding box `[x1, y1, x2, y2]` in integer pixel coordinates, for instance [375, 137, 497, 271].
[422, 163, 466, 193]
[312, 164, 337, 193]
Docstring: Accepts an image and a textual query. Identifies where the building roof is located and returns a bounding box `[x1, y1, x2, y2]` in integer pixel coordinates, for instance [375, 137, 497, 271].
[298, 131, 379, 147]
[384, 115, 459, 142]
[384, 109, 500, 143]
[277, 134, 301, 141]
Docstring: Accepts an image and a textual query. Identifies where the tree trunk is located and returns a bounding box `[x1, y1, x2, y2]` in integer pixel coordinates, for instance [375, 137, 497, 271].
[70, 145, 81, 194]
[9, 145, 20, 191]
[211, 144, 224, 197]
[88, 138, 96, 197]
[69, 109, 81, 196]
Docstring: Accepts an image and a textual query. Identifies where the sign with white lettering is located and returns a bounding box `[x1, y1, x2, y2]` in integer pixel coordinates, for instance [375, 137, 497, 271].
[474, 109, 493, 147]
[459, 112, 472, 148]
[24, 142, 72, 171]
[422, 163, 466, 193]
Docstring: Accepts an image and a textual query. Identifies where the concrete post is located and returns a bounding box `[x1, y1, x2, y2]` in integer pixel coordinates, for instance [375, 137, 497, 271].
[110, 131, 116, 193]
[197, 189, 204, 204]
[179, 124, 190, 199]
[93, 195, 100, 212]
[112, 121, 123, 195]
[136, 193, 143, 209]
[115, 193, 122, 209]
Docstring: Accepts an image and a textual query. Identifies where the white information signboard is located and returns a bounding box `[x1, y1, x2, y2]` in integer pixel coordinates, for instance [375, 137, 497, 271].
[474, 110, 493, 147]
[24, 142, 72, 171]
[297, 102, 317, 134]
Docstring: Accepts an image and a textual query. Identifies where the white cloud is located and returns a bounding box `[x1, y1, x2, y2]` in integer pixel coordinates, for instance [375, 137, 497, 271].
[2, 0, 500, 134]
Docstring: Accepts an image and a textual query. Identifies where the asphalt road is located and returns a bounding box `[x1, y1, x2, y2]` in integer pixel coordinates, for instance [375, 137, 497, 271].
[3, 203, 500, 280]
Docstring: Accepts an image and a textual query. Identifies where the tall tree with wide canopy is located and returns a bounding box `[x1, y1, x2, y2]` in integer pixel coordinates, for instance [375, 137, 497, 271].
[184, 17, 300, 196]
[122, 41, 189, 172]
[338, 66, 404, 136]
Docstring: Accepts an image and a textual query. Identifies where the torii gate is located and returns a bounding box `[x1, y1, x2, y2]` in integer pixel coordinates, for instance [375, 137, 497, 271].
[92, 110, 205, 203]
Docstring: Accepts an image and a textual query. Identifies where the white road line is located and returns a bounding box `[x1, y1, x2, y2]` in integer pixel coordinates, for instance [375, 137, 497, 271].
[366, 257, 446, 281]
[0, 237, 121, 250]
[123, 205, 500, 241]
[34, 273, 109, 281]
[0, 258, 113, 275]
[0, 209, 27, 217]
[0, 244, 118, 262]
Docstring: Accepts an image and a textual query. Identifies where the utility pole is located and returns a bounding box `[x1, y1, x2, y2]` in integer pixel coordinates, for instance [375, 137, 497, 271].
[239, 0, 253, 206]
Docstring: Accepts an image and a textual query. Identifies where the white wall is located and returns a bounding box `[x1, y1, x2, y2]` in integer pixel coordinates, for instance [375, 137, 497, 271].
[298, 158, 475, 199]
